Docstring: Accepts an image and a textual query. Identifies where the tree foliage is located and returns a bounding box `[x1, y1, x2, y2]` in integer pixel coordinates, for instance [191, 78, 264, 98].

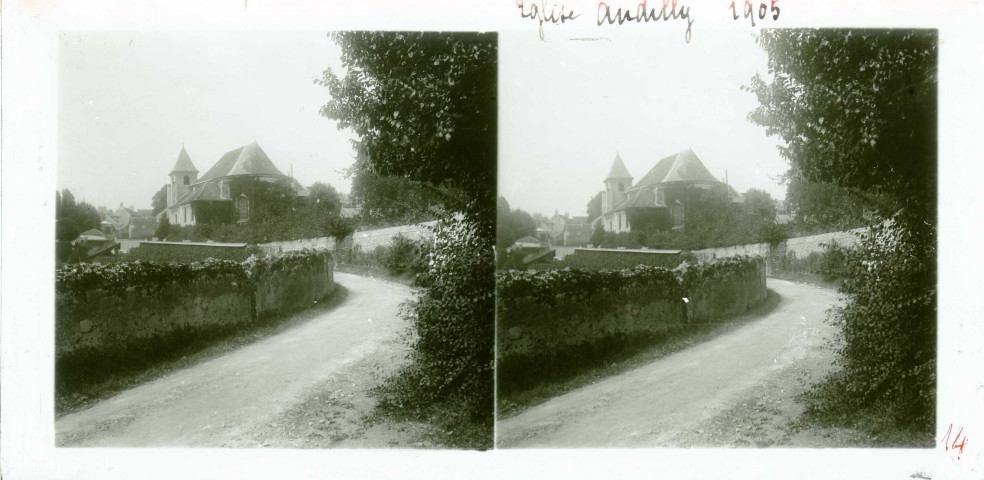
[350, 173, 451, 227]
[319, 31, 497, 236]
[586, 192, 602, 222]
[747, 29, 937, 434]
[55, 189, 102, 240]
[151, 185, 168, 217]
[320, 32, 496, 439]
[745, 29, 936, 237]
[784, 177, 890, 234]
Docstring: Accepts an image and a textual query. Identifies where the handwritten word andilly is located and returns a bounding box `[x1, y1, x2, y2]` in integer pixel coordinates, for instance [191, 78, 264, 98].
[598, 0, 695, 43]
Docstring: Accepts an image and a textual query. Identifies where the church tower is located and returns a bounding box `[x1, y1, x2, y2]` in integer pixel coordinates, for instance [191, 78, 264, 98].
[602, 152, 633, 214]
[168, 146, 199, 207]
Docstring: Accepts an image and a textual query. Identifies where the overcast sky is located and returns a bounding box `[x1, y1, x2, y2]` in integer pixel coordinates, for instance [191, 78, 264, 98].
[58, 31, 356, 210]
[499, 27, 787, 218]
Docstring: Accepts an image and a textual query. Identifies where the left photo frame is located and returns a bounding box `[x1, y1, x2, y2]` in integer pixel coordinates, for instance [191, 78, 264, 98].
[53, 31, 496, 450]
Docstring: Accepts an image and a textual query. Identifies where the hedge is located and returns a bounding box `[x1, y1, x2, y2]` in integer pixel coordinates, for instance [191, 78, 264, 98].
[120, 243, 264, 264]
[542, 249, 695, 271]
[56, 249, 331, 300]
[496, 256, 767, 394]
[497, 255, 762, 310]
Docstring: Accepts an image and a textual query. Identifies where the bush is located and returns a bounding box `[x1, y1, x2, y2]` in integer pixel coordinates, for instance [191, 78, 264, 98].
[155, 216, 170, 240]
[335, 235, 432, 282]
[543, 251, 686, 271]
[372, 216, 494, 430]
[122, 243, 263, 264]
[383, 235, 432, 277]
[772, 240, 855, 284]
[804, 218, 935, 433]
[56, 249, 330, 299]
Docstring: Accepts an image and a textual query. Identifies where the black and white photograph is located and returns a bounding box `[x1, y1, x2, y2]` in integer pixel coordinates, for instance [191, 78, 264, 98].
[2, 0, 983, 479]
[495, 26, 938, 449]
[52, 30, 496, 449]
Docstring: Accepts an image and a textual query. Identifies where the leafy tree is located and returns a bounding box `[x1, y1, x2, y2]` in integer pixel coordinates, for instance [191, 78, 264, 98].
[319, 31, 497, 236]
[350, 173, 450, 227]
[746, 29, 936, 434]
[587, 192, 602, 222]
[307, 182, 343, 216]
[784, 176, 890, 234]
[56, 218, 81, 242]
[589, 222, 605, 247]
[155, 216, 171, 240]
[496, 224, 516, 253]
[320, 32, 496, 441]
[745, 29, 935, 237]
[55, 188, 101, 234]
[741, 188, 777, 221]
[151, 185, 168, 216]
[496, 196, 538, 247]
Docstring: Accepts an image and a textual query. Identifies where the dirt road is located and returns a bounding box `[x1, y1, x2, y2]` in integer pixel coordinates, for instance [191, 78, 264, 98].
[56, 272, 417, 447]
[496, 279, 842, 448]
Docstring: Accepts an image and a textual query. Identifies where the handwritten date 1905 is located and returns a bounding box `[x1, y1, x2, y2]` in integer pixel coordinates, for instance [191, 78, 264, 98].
[730, 0, 780, 27]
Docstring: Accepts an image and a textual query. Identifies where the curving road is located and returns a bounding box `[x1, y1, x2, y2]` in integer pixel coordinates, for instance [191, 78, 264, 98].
[496, 279, 842, 448]
[56, 272, 413, 447]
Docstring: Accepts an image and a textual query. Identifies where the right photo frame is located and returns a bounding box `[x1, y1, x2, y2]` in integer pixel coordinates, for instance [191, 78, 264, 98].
[496, 28, 937, 449]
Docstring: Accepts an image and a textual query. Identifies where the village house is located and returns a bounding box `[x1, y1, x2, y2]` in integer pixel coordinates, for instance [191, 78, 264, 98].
[102, 205, 156, 240]
[595, 149, 741, 234]
[160, 142, 308, 227]
[534, 211, 592, 247]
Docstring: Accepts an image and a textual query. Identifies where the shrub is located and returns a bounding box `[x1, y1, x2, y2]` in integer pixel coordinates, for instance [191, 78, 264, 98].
[122, 243, 262, 264]
[546, 251, 686, 271]
[383, 235, 432, 278]
[372, 216, 494, 426]
[805, 219, 936, 432]
[154, 216, 170, 240]
[56, 249, 330, 300]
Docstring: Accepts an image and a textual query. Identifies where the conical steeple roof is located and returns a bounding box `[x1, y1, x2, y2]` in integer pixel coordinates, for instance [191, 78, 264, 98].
[170, 146, 198, 174]
[605, 153, 633, 180]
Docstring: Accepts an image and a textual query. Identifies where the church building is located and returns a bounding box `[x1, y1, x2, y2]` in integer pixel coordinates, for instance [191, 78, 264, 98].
[160, 142, 307, 227]
[594, 148, 740, 234]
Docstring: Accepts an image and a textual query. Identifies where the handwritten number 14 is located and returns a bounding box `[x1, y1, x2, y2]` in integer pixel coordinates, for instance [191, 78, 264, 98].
[730, 0, 780, 26]
[941, 424, 968, 458]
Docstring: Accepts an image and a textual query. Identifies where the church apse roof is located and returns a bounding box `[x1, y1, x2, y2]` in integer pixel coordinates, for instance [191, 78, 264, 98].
[196, 142, 286, 184]
[634, 148, 721, 188]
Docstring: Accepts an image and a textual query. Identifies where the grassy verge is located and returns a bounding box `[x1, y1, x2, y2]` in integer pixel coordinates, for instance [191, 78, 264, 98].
[794, 371, 934, 448]
[56, 285, 349, 416]
[497, 290, 782, 419]
[364, 397, 492, 449]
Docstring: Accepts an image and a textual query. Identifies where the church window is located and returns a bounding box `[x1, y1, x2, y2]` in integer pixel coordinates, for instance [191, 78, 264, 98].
[671, 202, 684, 228]
[183, 175, 190, 185]
[237, 195, 250, 222]
[618, 183, 624, 192]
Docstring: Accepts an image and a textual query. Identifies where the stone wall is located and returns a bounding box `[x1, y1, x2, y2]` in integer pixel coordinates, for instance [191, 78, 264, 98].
[258, 236, 336, 256]
[254, 254, 335, 318]
[783, 228, 863, 257]
[691, 227, 867, 273]
[693, 242, 770, 263]
[56, 254, 334, 361]
[497, 258, 767, 363]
